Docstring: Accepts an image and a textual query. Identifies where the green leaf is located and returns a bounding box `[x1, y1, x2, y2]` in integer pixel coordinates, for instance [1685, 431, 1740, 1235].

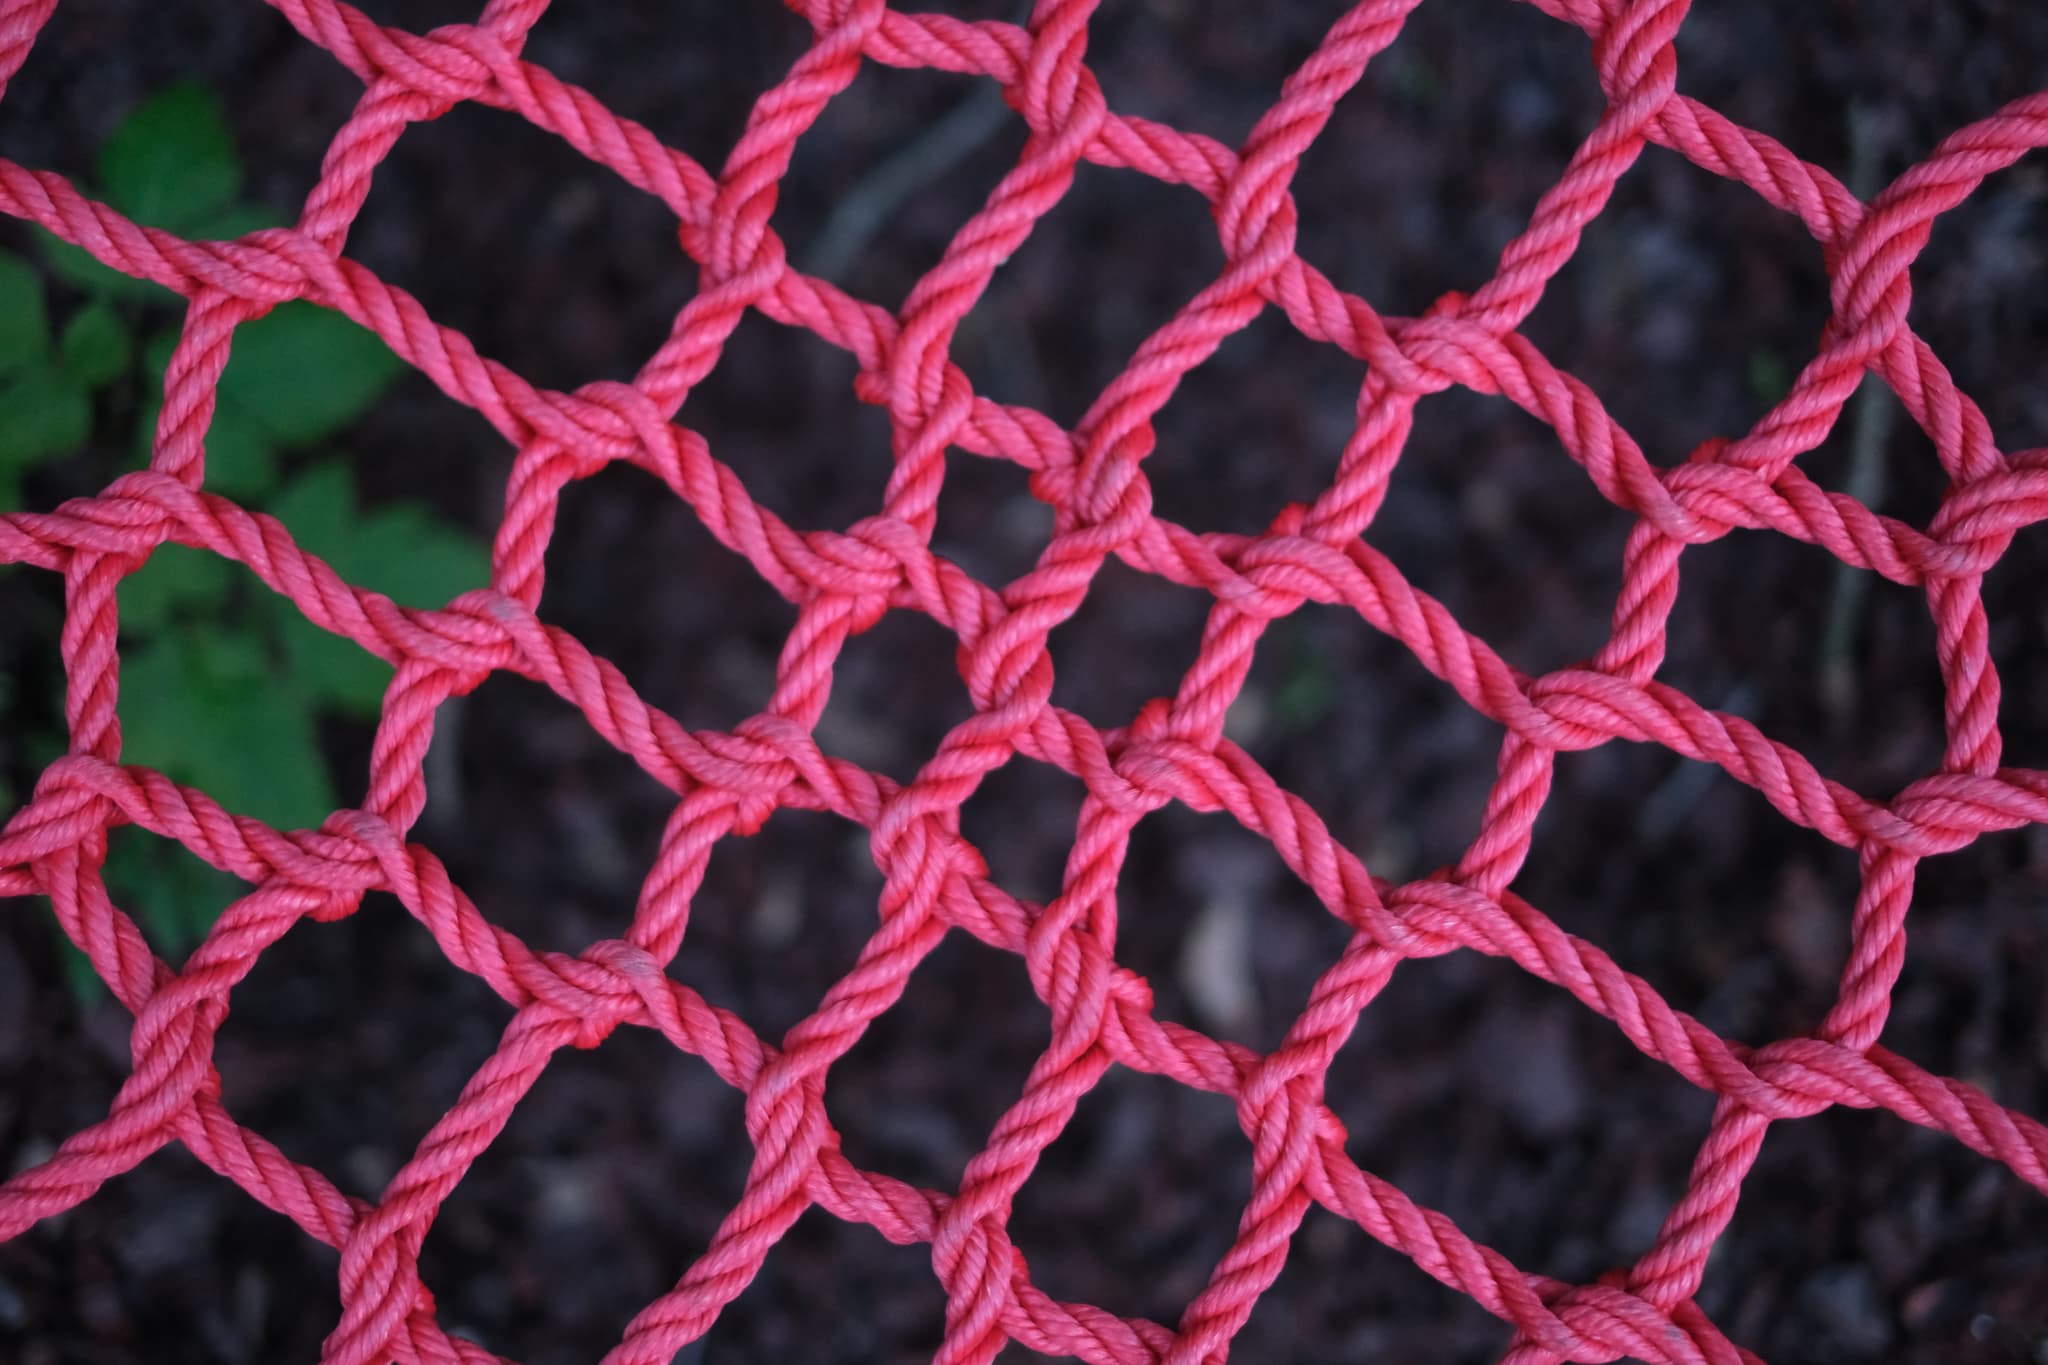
[257, 464, 391, 711]
[129, 332, 182, 466]
[1748, 348, 1789, 407]
[0, 362, 91, 477]
[262, 461, 480, 711]
[141, 328, 179, 381]
[200, 404, 276, 498]
[58, 936, 107, 1001]
[39, 230, 170, 302]
[134, 360, 278, 497]
[266, 459, 355, 551]
[277, 609, 391, 715]
[131, 395, 161, 467]
[58, 303, 132, 388]
[1273, 655, 1335, 732]
[186, 202, 283, 241]
[190, 626, 268, 686]
[119, 632, 337, 831]
[23, 723, 65, 778]
[207, 686, 336, 830]
[121, 542, 234, 633]
[217, 302, 401, 448]
[103, 830, 246, 959]
[271, 461, 486, 604]
[349, 505, 490, 607]
[98, 82, 242, 231]
[0, 250, 49, 374]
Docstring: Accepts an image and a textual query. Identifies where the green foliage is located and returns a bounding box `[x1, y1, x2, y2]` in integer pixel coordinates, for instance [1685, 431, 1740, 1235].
[0, 250, 49, 368]
[131, 302, 406, 501]
[1267, 620, 1337, 734]
[1748, 347, 1790, 407]
[0, 250, 93, 504]
[98, 82, 243, 231]
[221, 303, 406, 447]
[119, 541, 232, 631]
[120, 626, 334, 828]
[0, 363, 92, 493]
[59, 303, 131, 387]
[57, 828, 250, 993]
[106, 830, 247, 961]
[1273, 653, 1336, 732]
[266, 461, 490, 714]
[44, 79, 262, 300]
[2, 83, 489, 989]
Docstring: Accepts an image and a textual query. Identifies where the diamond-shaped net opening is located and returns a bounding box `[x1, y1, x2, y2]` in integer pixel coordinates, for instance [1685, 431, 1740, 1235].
[3, 1, 2047, 1362]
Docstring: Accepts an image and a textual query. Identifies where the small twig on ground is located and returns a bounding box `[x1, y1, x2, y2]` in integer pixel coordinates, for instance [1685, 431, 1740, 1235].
[1818, 103, 1896, 721]
[1640, 683, 1757, 843]
[806, 85, 1016, 286]
[424, 693, 465, 827]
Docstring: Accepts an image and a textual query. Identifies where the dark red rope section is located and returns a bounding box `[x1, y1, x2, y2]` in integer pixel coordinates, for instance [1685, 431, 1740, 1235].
[2, 1, 2045, 1361]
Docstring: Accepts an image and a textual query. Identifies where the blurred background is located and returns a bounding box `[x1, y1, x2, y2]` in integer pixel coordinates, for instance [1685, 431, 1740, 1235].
[1, 1, 2046, 1360]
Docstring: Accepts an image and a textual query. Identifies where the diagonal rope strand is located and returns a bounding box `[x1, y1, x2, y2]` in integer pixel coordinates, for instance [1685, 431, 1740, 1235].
[1, 1, 2044, 1361]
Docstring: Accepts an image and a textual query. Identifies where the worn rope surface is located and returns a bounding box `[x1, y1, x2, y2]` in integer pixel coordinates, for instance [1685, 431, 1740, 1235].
[3, 0, 2047, 1360]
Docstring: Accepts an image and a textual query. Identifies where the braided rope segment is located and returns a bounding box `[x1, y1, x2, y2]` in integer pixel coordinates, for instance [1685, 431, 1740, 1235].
[2, 0, 2045, 1360]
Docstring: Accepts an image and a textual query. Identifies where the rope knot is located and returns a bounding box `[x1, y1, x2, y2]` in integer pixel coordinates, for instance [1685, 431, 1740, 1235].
[1592, 0, 1687, 110]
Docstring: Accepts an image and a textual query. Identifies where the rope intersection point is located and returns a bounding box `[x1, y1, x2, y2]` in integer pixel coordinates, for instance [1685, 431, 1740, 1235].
[2, 1, 2046, 1360]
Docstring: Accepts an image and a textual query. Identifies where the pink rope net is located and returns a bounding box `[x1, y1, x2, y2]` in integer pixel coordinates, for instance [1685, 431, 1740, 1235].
[2, 0, 2046, 1360]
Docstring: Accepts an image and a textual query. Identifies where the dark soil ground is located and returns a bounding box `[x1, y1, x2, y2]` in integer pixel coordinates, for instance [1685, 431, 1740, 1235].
[3, 2, 2048, 1362]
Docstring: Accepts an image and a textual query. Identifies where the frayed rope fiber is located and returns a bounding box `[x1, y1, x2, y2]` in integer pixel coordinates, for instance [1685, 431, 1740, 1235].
[3, 1, 2048, 1361]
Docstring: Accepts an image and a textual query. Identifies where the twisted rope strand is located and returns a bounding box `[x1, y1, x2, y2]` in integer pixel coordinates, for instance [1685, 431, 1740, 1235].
[2, 0, 2044, 1360]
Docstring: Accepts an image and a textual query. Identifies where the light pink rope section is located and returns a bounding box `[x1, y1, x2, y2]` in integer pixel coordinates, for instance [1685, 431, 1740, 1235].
[2, 1, 2045, 1361]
